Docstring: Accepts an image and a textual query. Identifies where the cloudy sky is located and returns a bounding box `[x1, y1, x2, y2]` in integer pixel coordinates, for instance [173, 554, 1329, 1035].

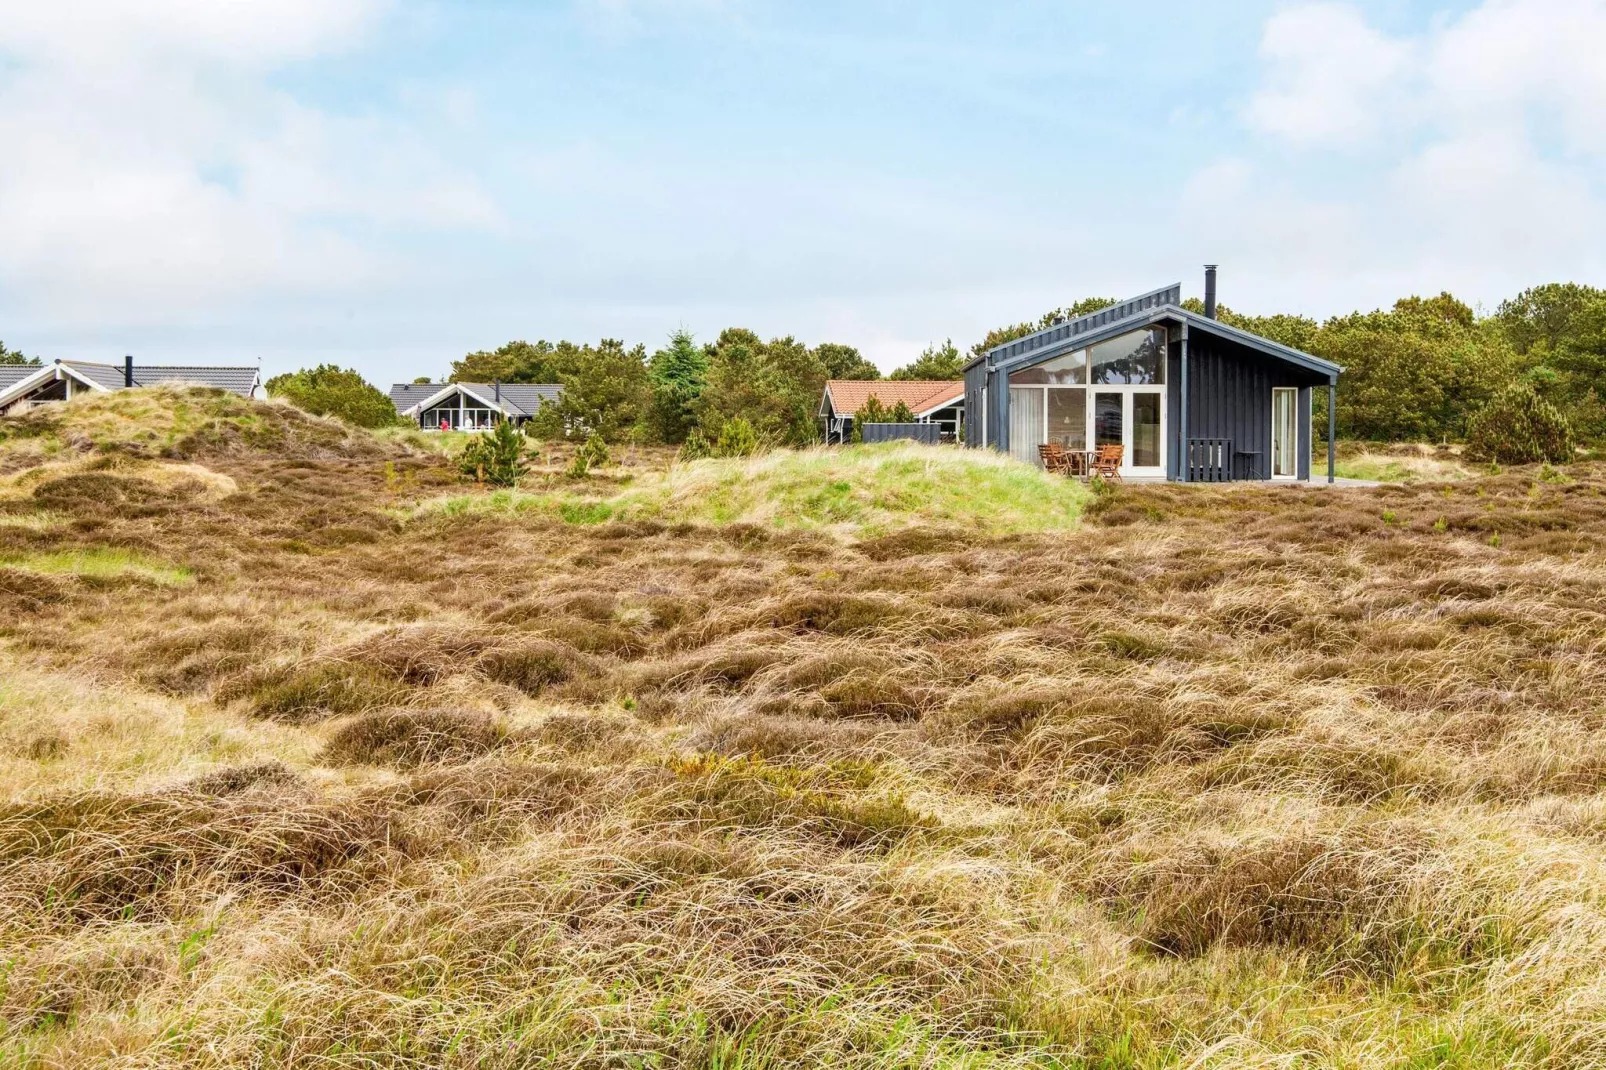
[0, 0, 1602, 381]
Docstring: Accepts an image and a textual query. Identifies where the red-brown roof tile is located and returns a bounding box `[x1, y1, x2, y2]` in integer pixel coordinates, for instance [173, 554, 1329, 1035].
[823, 380, 963, 416]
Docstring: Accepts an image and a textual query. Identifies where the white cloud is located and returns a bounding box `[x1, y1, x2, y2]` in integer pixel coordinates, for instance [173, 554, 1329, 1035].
[0, 1, 386, 66]
[1246, 0, 1606, 152]
[1428, 0, 1606, 154]
[0, 0, 499, 326]
[1245, 2, 1414, 144]
[1196, 0, 1606, 312]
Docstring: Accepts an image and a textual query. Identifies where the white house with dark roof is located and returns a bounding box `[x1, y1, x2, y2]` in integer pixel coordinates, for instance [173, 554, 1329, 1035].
[389, 381, 562, 431]
[0, 358, 260, 417]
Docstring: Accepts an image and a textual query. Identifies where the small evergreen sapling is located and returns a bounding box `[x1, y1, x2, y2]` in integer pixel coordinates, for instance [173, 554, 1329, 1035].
[567, 433, 610, 477]
[459, 420, 529, 487]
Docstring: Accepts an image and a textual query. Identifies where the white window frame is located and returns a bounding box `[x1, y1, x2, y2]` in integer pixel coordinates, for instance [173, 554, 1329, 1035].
[1271, 387, 1299, 480]
[1006, 383, 1166, 476]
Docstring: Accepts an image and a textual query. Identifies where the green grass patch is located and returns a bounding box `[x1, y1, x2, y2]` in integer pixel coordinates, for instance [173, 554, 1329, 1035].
[0, 548, 193, 586]
[1315, 447, 1477, 483]
[417, 443, 1090, 538]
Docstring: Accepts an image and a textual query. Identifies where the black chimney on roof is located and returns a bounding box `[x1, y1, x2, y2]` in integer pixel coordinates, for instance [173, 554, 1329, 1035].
[124, 355, 134, 388]
[494, 379, 501, 405]
[1203, 265, 1218, 320]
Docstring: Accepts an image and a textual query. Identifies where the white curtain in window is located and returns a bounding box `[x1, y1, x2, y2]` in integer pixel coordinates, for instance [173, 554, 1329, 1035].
[1273, 389, 1297, 477]
[1009, 388, 1044, 465]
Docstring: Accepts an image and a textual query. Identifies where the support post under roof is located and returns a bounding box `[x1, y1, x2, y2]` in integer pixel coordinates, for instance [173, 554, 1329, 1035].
[1328, 382, 1337, 484]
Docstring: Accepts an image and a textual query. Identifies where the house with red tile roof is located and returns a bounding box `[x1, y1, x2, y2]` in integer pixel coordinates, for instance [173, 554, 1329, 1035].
[818, 380, 964, 444]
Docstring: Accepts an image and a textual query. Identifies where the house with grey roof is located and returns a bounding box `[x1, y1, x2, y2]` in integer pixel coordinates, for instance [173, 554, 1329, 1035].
[964, 267, 1344, 482]
[389, 381, 561, 431]
[0, 358, 260, 417]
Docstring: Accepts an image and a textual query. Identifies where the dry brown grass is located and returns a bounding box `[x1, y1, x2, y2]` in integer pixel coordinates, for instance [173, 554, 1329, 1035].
[5, 388, 1606, 1066]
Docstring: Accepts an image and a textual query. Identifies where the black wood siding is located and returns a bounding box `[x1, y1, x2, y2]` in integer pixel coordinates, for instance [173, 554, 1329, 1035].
[963, 363, 987, 447]
[1173, 332, 1326, 481]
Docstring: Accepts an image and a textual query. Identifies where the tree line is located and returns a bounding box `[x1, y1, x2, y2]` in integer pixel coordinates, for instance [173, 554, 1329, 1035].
[137, 281, 1606, 455]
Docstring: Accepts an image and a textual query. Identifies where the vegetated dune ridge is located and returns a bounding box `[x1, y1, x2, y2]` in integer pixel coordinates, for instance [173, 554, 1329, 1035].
[421, 439, 1092, 537]
[4, 389, 1606, 1067]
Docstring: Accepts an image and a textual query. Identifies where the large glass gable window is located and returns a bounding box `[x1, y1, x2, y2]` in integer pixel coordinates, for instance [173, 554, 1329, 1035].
[1008, 351, 1086, 386]
[1005, 327, 1166, 387]
[1089, 327, 1166, 385]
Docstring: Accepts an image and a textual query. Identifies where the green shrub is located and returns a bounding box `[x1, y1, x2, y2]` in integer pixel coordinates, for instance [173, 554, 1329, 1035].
[265, 365, 399, 428]
[713, 417, 761, 458]
[678, 428, 713, 461]
[849, 396, 916, 443]
[681, 418, 761, 459]
[1464, 382, 1575, 465]
[459, 421, 530, 486]
[566, 433, 610, 478]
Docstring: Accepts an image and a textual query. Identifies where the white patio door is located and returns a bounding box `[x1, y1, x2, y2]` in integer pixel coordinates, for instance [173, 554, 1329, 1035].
[1096, 389, 1165, 476]
[1272, 388, 1298, 479]
[1129, 389, 1165, 475]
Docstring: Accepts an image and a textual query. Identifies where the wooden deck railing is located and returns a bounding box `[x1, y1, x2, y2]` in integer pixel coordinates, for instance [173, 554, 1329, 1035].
[1188, 438, 1232, 482]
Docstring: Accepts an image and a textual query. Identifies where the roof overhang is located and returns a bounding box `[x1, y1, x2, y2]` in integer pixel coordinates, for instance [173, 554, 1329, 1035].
[913, 392, 964, 418]
[964, 283, 1185, 373]
[983, 305, 1341, 383]
[398, 381, 515, 417]
[0, 361, 112, 409]
[1164, 307, 1342, 380]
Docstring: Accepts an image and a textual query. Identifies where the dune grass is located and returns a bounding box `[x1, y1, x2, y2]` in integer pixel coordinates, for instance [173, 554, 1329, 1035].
[1314, 442, 1482, 483]
[422, 442, 1092, 538]
[6, 392, 1606, 1066]
[1, 548, 192, 586]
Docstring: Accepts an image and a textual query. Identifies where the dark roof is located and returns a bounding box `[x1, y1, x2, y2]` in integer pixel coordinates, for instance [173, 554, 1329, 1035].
[129, 366, 261, 395]
[390, 383, 432, 409]
[0, 366, 36, 391]
[1164, 307, 1342, 379]
[968, 282, 1340, 381]
[389, 382, 561, 417]
[55, 360, 259, 396]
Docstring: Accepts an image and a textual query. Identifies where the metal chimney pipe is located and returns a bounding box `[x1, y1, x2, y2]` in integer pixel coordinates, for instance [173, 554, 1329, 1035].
[1203, 265, 1218, 320]
[494, 379, 501, 405]
[124, 354, 134, 387]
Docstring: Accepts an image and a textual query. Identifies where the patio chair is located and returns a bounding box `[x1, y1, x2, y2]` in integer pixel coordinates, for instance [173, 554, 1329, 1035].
[1092, 444, 1124, 482]
[1039, 443, 1075, 476]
